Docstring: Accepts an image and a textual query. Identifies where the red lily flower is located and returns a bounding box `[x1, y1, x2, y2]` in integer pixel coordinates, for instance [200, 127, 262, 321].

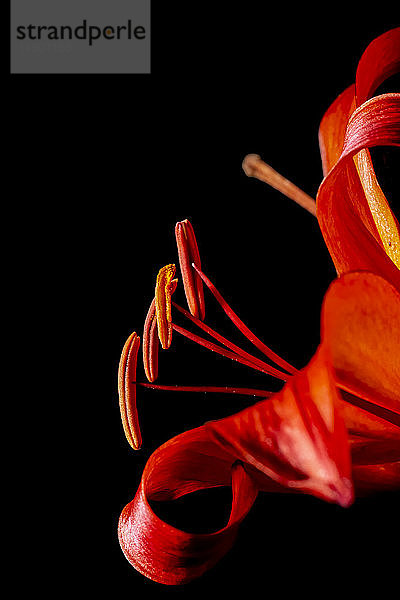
[116, 30, 400, 585]
[118, 265, 400, 584]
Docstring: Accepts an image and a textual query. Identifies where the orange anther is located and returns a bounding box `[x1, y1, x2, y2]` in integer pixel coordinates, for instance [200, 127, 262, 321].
[155, 264, 176, 349]
[118, 332, 142, 450]
[242, 154, 317, 217]
[143, 298, 159, 383]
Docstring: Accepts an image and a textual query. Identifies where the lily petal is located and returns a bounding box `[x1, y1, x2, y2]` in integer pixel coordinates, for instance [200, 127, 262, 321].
[206, 349, 353, 507]
[355, 26, 400, 106]
[119, 31, 400, 584]
[319, 84, 356, 176]
[351, 462, 400, 495]
[118, 426, 257, 585]
[321, 271, 400, 416]
[144, 278, 178, 380]
[317, 94, 400, 288]
[318, 27, 400, 280]
[321, 271, 400, 494]
[319, 27, 400, 175]
[143, 298, 158, 382]
[155, 264, 176, 349]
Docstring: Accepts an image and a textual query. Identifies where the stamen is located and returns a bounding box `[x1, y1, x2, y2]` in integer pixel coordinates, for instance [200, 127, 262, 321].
[139, 382, 273, 398]
[242, 154, 317, 217]
[155, 264, 176, 349]
[192, 264, 298, 375]
[118, 332, 142, 450]
[172, 301, 287, 377]
[175, 219, 206, 320]
[143, 298, 159, 382]
[172, 323, 288, 381]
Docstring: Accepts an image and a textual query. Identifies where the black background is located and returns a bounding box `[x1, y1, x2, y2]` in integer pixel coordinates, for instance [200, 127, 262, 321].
[10, 4, 399, 597]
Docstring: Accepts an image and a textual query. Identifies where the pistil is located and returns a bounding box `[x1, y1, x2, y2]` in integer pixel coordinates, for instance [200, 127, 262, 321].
[172, 301, 289, 378]
[242, 154, 317, 216]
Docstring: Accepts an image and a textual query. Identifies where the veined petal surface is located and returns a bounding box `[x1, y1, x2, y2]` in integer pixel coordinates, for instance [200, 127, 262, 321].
[118, 426, 258, 585]
[317, 27, 400, 282]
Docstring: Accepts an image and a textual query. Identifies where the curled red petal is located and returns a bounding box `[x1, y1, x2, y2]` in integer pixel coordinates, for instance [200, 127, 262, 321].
[206, 349, 353, 507]
[355, 27, 400, 106]
[320, 271, 400, 493]
[175, 219, 205, 320]
[340, 395, 400, 492]
[351, 461, 400, 495]
[118, 426, 257, 585]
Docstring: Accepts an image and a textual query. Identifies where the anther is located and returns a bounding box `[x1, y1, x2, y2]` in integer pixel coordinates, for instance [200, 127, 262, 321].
[242, 154, 317, 216]
[155, 264, 176, 349]
[175, 219, 205, 320]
